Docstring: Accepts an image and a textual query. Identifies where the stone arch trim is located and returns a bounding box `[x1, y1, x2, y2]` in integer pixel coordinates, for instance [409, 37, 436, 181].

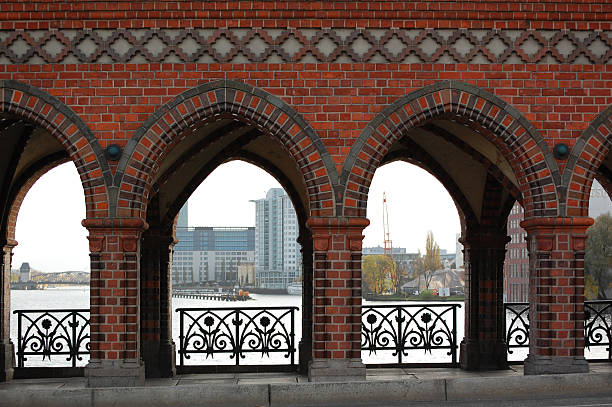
[117, 79, 337, 219]
[562, 105, 612, 217]
[340, 80, 559, 219]
[0, 80, 110, 219]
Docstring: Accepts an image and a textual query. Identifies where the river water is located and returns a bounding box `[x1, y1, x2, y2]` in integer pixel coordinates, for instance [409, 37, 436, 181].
[14, 286, 608, 368]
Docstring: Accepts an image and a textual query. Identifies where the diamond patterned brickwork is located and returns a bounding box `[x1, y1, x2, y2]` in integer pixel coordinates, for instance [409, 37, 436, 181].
[1, 29, 611, 65]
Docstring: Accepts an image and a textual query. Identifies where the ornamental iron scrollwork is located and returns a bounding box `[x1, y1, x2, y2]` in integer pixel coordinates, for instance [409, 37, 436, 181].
[361, 304, 461, 364]
[584, 301, 612, 360]
[13, 309, 90, 367]
[504, 302, 530, 353]
[504, 300, 612, 361]
[176, 306, 298, 367]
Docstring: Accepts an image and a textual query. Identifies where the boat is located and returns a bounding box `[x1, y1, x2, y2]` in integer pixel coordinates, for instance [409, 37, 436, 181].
[286, 282, 302, 295]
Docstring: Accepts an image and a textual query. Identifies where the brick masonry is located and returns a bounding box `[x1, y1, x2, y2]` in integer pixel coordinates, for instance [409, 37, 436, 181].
[0, 1, 610, 381]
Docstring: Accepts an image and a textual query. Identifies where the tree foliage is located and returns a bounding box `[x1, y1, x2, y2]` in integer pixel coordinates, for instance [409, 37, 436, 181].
[363, 254, 398, 294]
[585, 213, 612, 299]
[417, 231, 441, 289]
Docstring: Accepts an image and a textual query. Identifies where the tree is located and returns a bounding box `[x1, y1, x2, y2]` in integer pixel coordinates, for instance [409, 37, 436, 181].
[362, 254, 398, 294]
[420, 231, 442, 290]
[585, 213, 612, 299]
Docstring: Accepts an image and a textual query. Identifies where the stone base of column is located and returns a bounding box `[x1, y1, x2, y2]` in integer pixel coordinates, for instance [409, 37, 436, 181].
[0, 341, 14, 381]
[298, 340, 311, 375]
[460, 340, 508, 370]
[524, 355, 589, 375]
[141, 341, 161, 378]
[158, 341, 176, 378]
[85, 359, 145, 387]
[308, 358, 366, 382]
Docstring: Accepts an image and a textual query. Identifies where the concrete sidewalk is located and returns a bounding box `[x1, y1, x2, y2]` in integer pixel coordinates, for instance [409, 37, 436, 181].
[1, 363, 611, 407]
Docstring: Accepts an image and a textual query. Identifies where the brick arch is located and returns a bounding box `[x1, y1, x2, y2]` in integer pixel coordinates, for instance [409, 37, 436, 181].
[381, 151, 475, 237]
[562, 105, 612, 217]
[155, 153, 309, 236]
[340, 80, 558, 219]
[117, 80, 337, 220]
[0, 80, 110, 220]
[4, 153, 69, 243]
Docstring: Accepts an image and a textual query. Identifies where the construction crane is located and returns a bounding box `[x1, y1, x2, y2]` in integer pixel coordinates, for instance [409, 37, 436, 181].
[383, 192, 392, 258]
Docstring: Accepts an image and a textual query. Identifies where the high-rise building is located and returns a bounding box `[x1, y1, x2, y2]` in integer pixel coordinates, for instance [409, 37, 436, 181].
[171, 203, 255, 285]
[504, 202, 529, 302]
[252, 188, 301, 289]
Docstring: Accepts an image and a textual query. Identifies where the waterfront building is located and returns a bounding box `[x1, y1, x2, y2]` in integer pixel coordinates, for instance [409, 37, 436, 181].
[504, 202, 529, 302]
[171, 204, 255, 285]
[252, 188, 301, 289]
[18, 263, 31, 283]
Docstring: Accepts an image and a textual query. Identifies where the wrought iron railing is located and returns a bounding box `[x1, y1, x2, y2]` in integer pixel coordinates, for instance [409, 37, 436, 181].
[13, 309, 90, 368]
[176, 306, 298, 367]
[504, 302, 530, 354]
[504, 300, 612, 360]
[361, 304, 461, 365]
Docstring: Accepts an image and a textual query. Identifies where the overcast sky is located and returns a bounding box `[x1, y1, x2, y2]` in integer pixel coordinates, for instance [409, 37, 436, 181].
[12, 160, 612, 273]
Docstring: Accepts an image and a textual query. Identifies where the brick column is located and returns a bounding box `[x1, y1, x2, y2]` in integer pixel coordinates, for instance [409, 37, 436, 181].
[0, 240, 16, 381]
[140, 231, 177, 378]
[298, 230, 313, 374]
[306, 217, 369, 382]
[83, 218, 147, 387]
[460, 229, 509, 370]
[521, 217, 592, 375]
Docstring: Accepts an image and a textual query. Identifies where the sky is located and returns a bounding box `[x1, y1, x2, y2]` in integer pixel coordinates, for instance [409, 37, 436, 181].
[11, 160, 612, 273]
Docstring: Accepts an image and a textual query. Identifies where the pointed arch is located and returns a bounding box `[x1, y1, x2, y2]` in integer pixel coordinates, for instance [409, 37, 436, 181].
[116, 80, 337, 219]
[562, 105, 612, 216]
[0, 80, 109, 243]
[340, 80, 559, 219]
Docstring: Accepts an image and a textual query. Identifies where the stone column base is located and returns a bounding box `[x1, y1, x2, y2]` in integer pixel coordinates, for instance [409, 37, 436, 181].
[524, 355, 589, 375]
[298, 340, 312, 375]
[0, 341, 14, 381]
[158, 341, 176, 378]
[85, 360, 145, 387]
[141, 341, 161, 378]
[308, 358, 366, 382]
[460, 340, 508, 370]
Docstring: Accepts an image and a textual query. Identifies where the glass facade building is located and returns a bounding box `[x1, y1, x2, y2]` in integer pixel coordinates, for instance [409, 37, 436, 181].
[171, 204, 255, 285]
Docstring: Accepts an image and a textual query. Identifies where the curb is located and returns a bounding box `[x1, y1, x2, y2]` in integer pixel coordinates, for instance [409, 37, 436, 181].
[1, 372, 611, 407]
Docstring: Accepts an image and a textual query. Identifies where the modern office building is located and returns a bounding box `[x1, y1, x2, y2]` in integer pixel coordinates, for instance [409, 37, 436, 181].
[252, 188, 301, 289]
[172, 204, 255, 285]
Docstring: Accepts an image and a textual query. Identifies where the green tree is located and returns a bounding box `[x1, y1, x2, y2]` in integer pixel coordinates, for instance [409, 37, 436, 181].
[585, 213, 612, 299]
[421, 231, 442, 290]
[363, 254, 398, 294]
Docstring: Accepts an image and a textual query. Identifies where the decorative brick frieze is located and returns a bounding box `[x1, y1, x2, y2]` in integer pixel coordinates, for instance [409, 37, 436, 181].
[1, 28, 610, 65]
